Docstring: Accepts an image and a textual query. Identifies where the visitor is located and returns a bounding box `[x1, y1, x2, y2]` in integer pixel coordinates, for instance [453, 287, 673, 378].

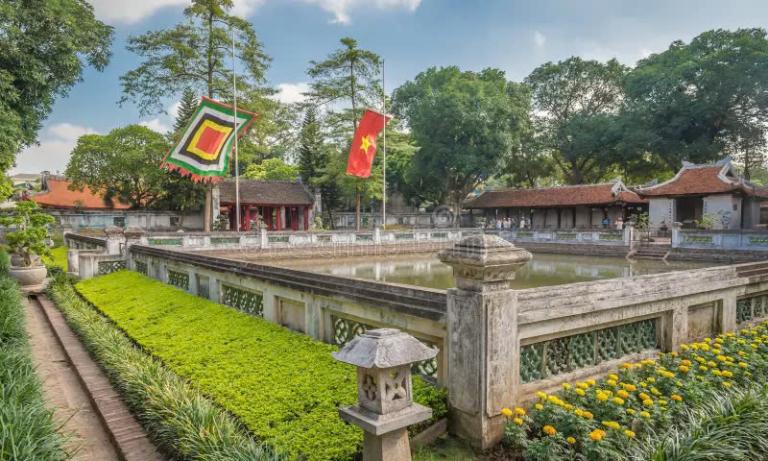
[616, 216, 624, 230]
[602, 216, 610, 228]
[496, 219, 503, 230]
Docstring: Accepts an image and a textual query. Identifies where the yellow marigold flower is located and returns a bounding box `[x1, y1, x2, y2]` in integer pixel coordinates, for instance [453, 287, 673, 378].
[513, 417, 524, 426]
[566, 436, 576, 445]
[617, 390, 630, 399]
[582, 411, 594, 420]
[739, 362, 749, 368]
[701, 366, 709, 372]
[501, 408, 514, 417]
[738, 351, 748, 357]
[602, 420, 621, 430]
[639, 392, 650, 401]
[596, 392, 609, 402]
[681, 344, 690, 351]
[712, 369, 722, 377]
[717, 355, 728, 362]
[621, 362, 634, 369]
[671, 394, 683, 402]
[647, 377, 656, 383]
[624, 430, 636, 438]
[679, 365, 690, 373]
[612, 397, 625, 405]
[681, 359, 692, 367]
[608, 373, 619, 381]
[606, 379, 617, 387]
[643, 399, 654, 407]
[564, 403, 574, 411]
[695, 356, 706, 363]
[639, 381, 648, 387]
[650, 387, 661, 396]
[543, 425, 557, 436]
[576, 382, 589, 389]
[535, 403, 544, 410]
[575, 388, 586, 397]
[536, 391, 547, 400]
[640, 411, 651, 419]
[514, 407, 526, 416]
[589, 429, 606, 441]
[587, 379, 596, 386]
[562, 383, 572, 390]
[622, 383, 637, 392]
[659, 399, 668, 406]
[722, 381, 733, 388]
[722, 370, 733, 378]
[574, 409, 583, 417]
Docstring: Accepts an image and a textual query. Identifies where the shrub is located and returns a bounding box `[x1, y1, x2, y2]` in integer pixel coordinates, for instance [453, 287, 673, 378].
[74, 271, 447, 461]
[0, 249, 9, 276]
[48, 275, 285, 461]
[0, 201, 54, 266]
[0, 275, 67, 460]
[502, 323, 768, 460]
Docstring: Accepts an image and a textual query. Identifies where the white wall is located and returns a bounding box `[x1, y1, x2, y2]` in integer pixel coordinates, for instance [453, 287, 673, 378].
[703, 194, 741, 230]
[649, 198, 673, 229]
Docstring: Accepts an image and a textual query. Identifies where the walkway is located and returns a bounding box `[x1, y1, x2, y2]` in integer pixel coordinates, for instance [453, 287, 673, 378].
[25, 295, 164, 461]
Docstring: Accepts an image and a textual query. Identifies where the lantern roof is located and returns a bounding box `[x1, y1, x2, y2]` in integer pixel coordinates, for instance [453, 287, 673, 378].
[333, 328, 437, 369]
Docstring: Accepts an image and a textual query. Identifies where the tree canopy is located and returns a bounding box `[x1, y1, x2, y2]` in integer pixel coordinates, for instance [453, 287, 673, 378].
[244, 157, 299, 181]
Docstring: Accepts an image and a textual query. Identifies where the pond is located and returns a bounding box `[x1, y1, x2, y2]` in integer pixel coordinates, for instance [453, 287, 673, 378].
[274, 253, 713, 290]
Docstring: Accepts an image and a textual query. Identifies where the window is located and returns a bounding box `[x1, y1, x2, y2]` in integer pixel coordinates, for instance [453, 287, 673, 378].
[113, 216, 126, 227]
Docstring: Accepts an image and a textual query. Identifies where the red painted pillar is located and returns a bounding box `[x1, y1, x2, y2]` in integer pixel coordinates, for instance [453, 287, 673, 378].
[276, 206, 282, 230]
[265, 207, 272, 230]
[244, 206, 251, 231]
[229, 205, 236, 231]
[303, 207, 309, 231]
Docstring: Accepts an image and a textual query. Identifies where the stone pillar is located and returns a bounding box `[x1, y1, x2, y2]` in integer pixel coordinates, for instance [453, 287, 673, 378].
[104, 226, 124, 255]
[671, 222, 682, 248]
[623, 224, 634, 246]
[67, 248, 79, 276]
[334, 328, 437, 461]
[374, 227, 382, 244]
[438, 235, 532, 449]
[260, 228, 268, 249]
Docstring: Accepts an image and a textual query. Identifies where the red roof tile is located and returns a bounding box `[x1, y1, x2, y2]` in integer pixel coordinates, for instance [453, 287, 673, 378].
[637, 160, 768, 198]
[30, 177, 131, 210]
[465, 182, 646, 209]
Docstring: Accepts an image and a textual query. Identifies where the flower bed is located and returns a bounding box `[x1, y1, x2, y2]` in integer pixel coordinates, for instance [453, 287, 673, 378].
[503, 323, 768, 460]
[0, 252, 67, 460]
[74, 271, 447, 461]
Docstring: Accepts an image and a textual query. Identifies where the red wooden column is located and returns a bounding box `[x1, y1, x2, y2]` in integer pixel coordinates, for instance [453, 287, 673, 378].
[243, 205, 252, 231]
[303, 207, 309, 231]
[275, 206, 282, 230]
[265, 207, 273, 230]
[228, 206, 237, 231]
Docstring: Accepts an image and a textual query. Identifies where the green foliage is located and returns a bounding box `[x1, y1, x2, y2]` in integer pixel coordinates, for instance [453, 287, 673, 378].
[244, 158, 299, 181]
[173, 88, 199, 133]
[0, 201, 54, 266]
[0, 249, 9, 275]
[0, 274, 67, 460]
[0, 0, 112, 174]
[120, 0, 269, 114]
[48, 276, 285, 461]
[74, 271, 446, 461]
[393, 67, 529, 209]
[42, 247, 68, 272]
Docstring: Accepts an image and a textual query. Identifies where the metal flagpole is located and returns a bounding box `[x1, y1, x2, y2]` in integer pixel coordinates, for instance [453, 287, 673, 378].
[382, 59, 386, 230]
[232, 26, 241, 232]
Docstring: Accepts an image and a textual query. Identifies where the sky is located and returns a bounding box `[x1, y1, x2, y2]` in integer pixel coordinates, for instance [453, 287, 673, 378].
[12, 0, 768, 174]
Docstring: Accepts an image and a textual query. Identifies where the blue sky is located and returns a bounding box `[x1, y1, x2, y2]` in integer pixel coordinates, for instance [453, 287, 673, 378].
[13, 0, 768, 174]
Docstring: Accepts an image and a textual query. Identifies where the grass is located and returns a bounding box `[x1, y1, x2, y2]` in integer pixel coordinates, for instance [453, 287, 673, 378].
[43, 246, 68, 271]
[48, 275, 285, 461]
[0, 251, 68, 460]
[73, 270, 447, 461]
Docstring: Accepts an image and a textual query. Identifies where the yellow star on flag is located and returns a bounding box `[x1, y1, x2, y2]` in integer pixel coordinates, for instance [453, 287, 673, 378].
[360, 134, 375, 153]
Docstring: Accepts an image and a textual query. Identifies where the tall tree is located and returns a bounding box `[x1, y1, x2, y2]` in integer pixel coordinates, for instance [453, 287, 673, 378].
[244, 158, 299, 180]
[174, 88, 199, 132]
[120, 0, 270, 230]
[526, 57, 628, 184]
[66, 125, 170, 209]
[623, 28, 768, 177]
[0, 0, 112, 176]
[297, 106, 324, 184]
[393, 67, 529, 220]
[306, 37, 382, 230]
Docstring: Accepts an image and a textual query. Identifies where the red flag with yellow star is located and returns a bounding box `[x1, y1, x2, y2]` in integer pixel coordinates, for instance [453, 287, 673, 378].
[346, 109, 390, 178]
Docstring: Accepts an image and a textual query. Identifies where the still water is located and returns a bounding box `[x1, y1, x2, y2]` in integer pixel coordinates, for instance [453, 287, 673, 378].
[275, 253, 712, 290]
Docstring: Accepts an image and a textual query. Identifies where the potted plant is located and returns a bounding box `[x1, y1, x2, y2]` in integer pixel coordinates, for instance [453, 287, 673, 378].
[0, 201, 55, 287]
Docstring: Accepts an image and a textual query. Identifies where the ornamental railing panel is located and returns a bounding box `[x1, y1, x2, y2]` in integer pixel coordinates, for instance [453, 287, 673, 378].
[520, 318, 659, 384]
[149, 238, 183, 246]
[168, 270, 189, 291]
[97, 260, 126, 276]
[135, 261, 148, 275]
[221, 284, 264, 317]
[210, 237, 240, 245]
[737, 293, 768, 324]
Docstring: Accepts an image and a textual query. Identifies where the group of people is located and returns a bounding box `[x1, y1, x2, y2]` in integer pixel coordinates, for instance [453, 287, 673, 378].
[486, 217, 529, 230]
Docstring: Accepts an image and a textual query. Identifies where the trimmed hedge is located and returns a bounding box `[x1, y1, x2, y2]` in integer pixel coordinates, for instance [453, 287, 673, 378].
[49, 275, 285, 461]
[75, 271, 447, 461]
[0, 254, 68, 460]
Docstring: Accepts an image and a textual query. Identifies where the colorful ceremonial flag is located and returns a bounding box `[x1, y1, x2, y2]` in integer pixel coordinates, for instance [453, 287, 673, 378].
[346, 109, 390, 178]
[164, 96, 257, 183]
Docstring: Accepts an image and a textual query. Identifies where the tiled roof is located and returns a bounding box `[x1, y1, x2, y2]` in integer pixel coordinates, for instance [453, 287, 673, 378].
[637, 159, 768, 198]
[218, 179, 314, 206]
[30, 177, 130, 210]
[465, 181, 647, 209]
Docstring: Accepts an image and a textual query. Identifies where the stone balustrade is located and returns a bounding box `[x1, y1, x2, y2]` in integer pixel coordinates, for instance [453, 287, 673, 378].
[673, 228, 768, 251]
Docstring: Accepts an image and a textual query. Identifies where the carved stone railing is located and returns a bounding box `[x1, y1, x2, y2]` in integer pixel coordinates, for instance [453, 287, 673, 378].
[673, 228, 768, 251]
[499, 227, 631, 246]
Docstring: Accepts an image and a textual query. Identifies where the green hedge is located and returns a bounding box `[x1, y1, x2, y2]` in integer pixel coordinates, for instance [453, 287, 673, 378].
[75, 271, 447, 461]
[0, 258, 67, 460]
[49, 275, 285, 461]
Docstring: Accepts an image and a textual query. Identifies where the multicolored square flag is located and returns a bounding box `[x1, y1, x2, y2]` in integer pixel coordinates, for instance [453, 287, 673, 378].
[164, 96, 257, 182]
[346, 109, 390, 178]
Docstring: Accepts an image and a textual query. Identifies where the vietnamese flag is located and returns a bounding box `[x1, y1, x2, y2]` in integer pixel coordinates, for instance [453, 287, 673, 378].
[346, 109, 391, 178]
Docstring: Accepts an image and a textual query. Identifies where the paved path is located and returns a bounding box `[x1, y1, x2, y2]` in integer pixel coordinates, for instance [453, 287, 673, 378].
[26, 295, 164, 461]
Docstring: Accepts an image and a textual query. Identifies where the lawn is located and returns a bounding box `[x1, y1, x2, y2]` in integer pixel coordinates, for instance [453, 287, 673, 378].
[43, 246, 68, 271]
[75, 271, 446, 461]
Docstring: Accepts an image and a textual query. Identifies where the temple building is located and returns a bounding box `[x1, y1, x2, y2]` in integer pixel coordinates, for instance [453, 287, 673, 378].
[636, 158, 768, 230]
[464, 180, 647, 228]
[217, 179, 315, 231]
[29, 175, 131, 211]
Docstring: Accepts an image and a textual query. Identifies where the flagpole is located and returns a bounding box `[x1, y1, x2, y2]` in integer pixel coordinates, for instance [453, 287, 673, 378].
[232, 26, 241, 232]
[381, 59, 386, 231]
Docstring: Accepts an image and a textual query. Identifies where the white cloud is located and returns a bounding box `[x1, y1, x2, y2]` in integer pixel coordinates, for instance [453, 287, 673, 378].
[89, 0, 188, 24]
[300, 0, 421, 24]
[273, 82, 311, 104]
[140, 118, 172, 134]
[11, 123, 98, 175]
[231, 0, 266, 17]
[533, 30, 547, 48]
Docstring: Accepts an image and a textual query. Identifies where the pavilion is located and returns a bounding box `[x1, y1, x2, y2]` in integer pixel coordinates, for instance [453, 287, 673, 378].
[217, 179, 314, 231]
[464, 181, 647, 229]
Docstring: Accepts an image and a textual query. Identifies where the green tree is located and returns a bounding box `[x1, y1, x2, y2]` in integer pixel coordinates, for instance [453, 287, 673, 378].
[393, 67, 529, 218]
[623, 28, 768, 178]
[65, 125, 170, 209]
[0, 0, 112, 175]
[244, 157, 299, 180]
[297, 106, 324, 184]
[525, 57, 628, 184]
[174, 88, 199, 132]
[306, 37, 382, 230]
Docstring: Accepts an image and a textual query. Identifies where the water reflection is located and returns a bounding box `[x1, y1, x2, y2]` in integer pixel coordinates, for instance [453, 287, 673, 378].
[274, 253, 712, 290]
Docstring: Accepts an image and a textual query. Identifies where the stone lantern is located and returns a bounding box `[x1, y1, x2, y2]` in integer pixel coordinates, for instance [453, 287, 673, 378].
[104, 225, 124, 255]
[333, 328, 437, 461]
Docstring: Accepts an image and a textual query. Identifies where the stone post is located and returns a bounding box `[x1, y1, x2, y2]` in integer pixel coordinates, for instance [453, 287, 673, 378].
[334, 328, 437, 461]
[66, 248, 79, 276]
[374, 227, 382, 244]
[623, 224, 634, 246]
[104, 226, 124, 255]
[260, 228, 269, 249]
[671, 222, 682, 248]
[438, 235, 532, 449]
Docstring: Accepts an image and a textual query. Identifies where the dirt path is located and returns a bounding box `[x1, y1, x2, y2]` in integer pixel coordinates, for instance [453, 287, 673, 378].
[25, 297, 121, 461]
